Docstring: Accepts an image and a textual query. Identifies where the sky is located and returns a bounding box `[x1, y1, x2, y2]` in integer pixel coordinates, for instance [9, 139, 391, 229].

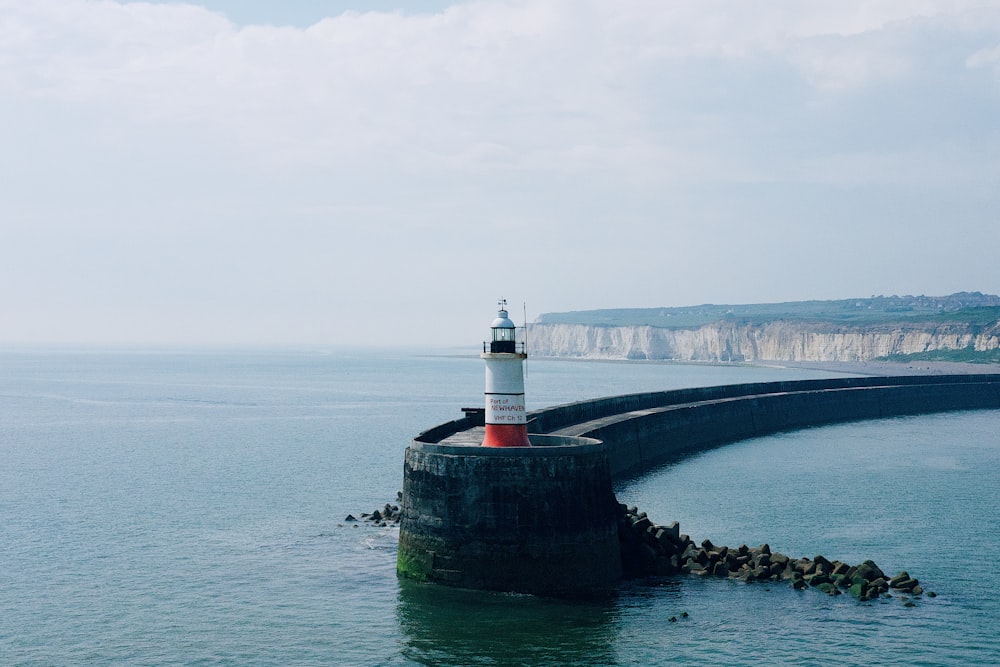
[2, 0, 999, 346]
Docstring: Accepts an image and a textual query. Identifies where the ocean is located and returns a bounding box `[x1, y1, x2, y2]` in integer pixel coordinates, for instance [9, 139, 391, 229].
[2, 348, 998, 665]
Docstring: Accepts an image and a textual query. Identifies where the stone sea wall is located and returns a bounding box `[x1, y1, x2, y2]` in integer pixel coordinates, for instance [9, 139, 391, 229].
[527, 321, 1000, 362]
[397, 436, 622, 597]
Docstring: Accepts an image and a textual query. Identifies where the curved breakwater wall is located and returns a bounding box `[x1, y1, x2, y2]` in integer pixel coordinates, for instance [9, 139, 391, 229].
[528, 374, 1000, 478]
[398, 374, 1000, 595]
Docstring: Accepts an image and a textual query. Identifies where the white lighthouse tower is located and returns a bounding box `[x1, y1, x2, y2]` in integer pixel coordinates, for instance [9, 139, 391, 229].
[481, 299, 532, 448]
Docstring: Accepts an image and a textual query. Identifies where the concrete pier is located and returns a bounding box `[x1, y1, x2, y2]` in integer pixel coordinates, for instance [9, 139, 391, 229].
[398, 374, 1000, 594]
[397, 435, 621, 597]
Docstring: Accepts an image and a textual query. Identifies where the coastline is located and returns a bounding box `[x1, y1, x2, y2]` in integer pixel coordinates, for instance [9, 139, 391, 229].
[763, 359, 1000, 376]
[522, 354, 1000, 377]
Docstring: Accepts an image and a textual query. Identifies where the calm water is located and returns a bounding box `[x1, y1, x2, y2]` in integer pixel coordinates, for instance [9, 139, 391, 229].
[1, 348, 998, 665]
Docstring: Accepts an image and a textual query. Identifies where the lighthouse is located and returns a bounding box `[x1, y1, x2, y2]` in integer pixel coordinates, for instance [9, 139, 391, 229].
[481, 299, 532, 448]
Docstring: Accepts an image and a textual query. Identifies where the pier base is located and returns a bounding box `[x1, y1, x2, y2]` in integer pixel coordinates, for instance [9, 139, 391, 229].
[397, 435, 621, 597]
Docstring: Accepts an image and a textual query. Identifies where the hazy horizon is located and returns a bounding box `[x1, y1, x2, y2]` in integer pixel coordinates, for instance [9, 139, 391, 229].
[3, 1, 999, 346]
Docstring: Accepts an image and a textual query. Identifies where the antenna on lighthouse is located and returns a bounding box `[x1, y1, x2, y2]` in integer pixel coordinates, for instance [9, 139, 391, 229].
[523, 301, 529, 378]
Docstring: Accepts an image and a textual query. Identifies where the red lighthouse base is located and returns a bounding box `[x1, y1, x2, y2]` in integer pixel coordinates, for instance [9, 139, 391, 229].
[481, 424, 532, 448]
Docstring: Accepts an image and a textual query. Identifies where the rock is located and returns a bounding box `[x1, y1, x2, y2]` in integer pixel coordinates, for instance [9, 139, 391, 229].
[664, 522, 680, 539]
[807, 573, 833, 587]
[889, 571, 911, 587]
[857, 560, 886, 582]
[849, 581, 868, 600]
[345, 514, 357, 522]
[684, 561, 706, 574]
[816, 582, 839, 595]
[371, 510, 382, 521]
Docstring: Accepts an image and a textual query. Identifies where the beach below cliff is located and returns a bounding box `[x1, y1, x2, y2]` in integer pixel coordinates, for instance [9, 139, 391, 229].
[764, 359, 1000, 376]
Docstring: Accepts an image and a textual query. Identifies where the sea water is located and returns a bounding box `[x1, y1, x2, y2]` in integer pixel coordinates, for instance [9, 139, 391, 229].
[1, 348, 997, 665]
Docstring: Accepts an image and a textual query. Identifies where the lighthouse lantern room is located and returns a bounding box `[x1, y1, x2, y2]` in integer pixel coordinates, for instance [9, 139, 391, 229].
[481, 299, 532, 448]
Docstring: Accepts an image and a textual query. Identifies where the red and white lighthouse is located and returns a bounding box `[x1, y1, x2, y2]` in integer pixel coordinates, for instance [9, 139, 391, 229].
[481, 299, 532, 448]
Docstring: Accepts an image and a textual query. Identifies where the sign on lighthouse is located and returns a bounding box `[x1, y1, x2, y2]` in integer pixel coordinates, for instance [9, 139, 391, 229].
[481, 299, 532, 448]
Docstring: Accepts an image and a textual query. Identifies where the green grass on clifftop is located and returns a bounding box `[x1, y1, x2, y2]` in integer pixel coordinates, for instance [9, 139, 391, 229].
[536, 293, 1000, 330]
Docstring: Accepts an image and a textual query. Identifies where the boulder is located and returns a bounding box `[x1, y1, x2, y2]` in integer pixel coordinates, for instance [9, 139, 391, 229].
[856, 560, 886, 582]
[889, 571, 912, 588]
[849, 581, 868, 600]
[682, 559, 701, 573]
[807, 573, 833, 587]
[664, 522, 681, 540]
[816, 582, 839, 595]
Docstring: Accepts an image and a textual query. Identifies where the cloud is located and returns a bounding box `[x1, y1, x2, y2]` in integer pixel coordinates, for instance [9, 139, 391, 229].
[1, 0, 999, 344]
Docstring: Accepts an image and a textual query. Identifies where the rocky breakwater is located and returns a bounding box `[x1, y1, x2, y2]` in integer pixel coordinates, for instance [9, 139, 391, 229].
[344, 493, 404, 527]
[618, 505, 932, 604]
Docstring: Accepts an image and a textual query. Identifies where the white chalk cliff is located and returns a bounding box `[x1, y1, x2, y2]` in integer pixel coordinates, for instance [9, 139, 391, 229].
[526, 321, 1000, 362]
